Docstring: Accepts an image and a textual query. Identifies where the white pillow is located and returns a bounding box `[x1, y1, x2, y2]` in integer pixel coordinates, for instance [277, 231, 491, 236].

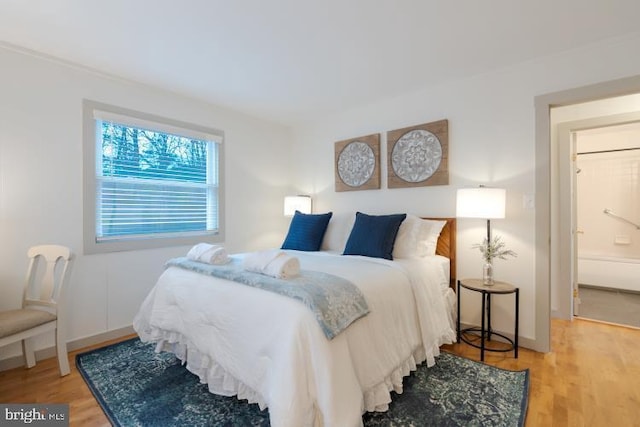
[417, 219, 447, 257]
[320, 212, 355, 252]
[392, 214, 420, 259]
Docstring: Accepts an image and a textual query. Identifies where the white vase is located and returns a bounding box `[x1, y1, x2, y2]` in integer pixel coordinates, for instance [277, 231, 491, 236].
[483, 262, 494, 286]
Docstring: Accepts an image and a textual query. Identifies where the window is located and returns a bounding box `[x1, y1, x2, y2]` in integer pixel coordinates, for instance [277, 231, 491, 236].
[83, 100, 224, 253]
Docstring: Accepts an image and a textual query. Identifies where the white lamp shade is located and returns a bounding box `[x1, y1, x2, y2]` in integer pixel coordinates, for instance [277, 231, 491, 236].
[456, 187, 506, 219]
[284, 195, 312, 216]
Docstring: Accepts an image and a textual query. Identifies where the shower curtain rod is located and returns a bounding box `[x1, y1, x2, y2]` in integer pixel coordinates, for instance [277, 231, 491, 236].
[577, 147, 640, 156]
[603, 209, 640, 230]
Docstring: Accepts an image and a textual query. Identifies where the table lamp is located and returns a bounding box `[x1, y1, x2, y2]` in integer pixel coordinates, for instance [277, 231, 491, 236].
[456, 186, 506, 242]
[283, 195, 312, 216]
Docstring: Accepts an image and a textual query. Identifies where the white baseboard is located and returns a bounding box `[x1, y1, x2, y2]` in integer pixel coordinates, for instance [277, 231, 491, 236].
[0, 325, 135, 372]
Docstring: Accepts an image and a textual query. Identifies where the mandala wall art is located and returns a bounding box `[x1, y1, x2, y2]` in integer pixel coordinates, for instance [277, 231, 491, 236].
[335, 133, 380, 192]
[387, 119, 449, 188]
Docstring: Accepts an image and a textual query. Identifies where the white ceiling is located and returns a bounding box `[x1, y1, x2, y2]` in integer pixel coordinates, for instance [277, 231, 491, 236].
[1, 0, 639, 126]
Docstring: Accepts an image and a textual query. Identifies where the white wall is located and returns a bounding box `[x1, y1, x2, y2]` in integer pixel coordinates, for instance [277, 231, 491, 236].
[292, 32, 640, 349]
[0, 45, 293, 360]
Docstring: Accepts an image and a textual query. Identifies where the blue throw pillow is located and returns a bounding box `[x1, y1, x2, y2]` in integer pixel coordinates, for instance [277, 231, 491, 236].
[281, 211, 333, 251]
[343, 212, 407, 260]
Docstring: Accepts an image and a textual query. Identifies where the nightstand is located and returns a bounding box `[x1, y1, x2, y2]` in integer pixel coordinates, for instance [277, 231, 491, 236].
[456, 278, 519, 361]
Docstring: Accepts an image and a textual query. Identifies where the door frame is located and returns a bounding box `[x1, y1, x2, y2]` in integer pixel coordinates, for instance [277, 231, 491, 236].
[534, 75, 640, 352]
[556, 113, 640, 319]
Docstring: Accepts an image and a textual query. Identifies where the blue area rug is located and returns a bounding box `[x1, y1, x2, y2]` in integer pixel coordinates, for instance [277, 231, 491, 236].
[76, 338, 529, 426]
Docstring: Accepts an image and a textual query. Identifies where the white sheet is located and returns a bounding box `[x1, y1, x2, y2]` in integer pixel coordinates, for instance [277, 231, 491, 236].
[133, 251, 456, 427]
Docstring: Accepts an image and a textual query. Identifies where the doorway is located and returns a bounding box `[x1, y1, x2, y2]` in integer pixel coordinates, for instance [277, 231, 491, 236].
[573, 123, 640, 328]
[551, 96, 640, 325]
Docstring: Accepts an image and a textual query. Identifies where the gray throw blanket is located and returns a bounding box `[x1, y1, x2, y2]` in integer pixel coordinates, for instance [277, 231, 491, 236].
[165, 257, 369, 339]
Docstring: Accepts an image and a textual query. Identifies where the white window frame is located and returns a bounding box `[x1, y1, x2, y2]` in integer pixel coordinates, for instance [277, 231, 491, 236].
[83, 100, 225, 254]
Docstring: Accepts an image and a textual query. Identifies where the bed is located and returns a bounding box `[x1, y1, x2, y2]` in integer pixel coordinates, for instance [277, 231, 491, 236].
[133, 213, 457, 427]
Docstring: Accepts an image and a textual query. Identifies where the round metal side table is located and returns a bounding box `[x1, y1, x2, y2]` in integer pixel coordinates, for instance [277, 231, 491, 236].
[457, 278, 519, 361]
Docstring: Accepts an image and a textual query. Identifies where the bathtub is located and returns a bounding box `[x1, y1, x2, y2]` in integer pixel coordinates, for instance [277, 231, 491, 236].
[578, 254, 640, 293]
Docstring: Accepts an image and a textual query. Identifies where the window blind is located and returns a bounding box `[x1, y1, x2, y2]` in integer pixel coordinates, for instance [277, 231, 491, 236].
[95, 118, 219, 242]
[94, 109, 223, 144]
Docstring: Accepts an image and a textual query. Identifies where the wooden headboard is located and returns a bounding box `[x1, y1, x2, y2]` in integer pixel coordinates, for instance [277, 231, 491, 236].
[425, 217, 456, 290]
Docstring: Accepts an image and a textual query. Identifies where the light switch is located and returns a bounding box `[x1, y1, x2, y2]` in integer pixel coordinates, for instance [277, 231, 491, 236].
[523, 194, 535, 210]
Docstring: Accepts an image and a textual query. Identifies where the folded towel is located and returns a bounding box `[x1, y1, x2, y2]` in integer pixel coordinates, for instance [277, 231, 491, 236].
[263, 252, 301, 279]
[242, 249, 281, 271]
[242, 249, 300, 279]
[187, 243, 230, 265]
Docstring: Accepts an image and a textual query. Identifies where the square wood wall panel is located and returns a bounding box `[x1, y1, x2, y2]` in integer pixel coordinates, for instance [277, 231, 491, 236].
[387, 119, 449, 188]
[335, 133, 381, 192]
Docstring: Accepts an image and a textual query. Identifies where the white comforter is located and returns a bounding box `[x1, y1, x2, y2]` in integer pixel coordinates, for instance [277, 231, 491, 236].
[133, 251, 456, 427]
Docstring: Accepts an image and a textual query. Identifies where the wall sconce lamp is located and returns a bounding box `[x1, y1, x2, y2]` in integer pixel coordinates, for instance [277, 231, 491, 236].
[284, 195, 312, 216]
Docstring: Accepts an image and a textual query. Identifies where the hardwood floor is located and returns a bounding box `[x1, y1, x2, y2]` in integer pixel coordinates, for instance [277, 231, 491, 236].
[445, 319, 640, 426]
[1, 319, 639, 426]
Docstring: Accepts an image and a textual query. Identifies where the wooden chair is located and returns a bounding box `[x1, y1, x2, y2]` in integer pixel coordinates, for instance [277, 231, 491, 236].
[0, 245, 74, 376]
